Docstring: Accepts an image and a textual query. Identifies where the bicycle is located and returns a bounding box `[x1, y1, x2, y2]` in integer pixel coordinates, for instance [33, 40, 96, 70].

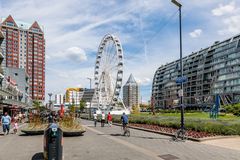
[122, 124, 130, 137]
[172, 128, 188, 141]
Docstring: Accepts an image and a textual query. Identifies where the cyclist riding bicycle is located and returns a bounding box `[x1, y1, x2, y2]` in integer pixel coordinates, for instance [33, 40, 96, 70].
[121, 112, 128, 132]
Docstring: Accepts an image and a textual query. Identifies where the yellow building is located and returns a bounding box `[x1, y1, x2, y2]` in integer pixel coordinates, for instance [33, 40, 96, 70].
[65, 88, 84, 105]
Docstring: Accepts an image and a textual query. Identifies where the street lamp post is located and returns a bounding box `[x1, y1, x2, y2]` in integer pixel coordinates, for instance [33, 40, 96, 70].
[48, 93, 53, 110]
[87, 77, 92, 89]
[171, 0, 186, 139]
[87, 77, 92, 118]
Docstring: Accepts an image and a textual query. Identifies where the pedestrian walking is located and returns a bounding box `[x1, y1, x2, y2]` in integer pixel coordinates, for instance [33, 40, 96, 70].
[93, 112, 98, 127]
[1, 112, 11, 135]
[14, 114, 18, 123]
[101, 112, 105, 127]
[19, 112, 23, 123]
[13, 120, 18, 134]
[107, 112, 112, 127]
[48, 112, 54, 123]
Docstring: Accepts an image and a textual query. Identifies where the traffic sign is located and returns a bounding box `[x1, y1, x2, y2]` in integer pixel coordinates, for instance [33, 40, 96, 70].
[176, 76, 187, 84]
[178, 89, 183, 97]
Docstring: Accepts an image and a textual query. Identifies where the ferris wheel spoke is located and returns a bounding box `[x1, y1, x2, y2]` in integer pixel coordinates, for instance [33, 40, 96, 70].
[108, 52, 118, 67]
[109, 50, 117, 64]
[106, 41, 115, 64]
[107, 64, 119, 74]
[102, 41, 110, 68]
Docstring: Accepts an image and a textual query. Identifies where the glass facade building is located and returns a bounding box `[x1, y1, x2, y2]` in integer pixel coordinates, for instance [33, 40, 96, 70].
[152, 34, 240, 109]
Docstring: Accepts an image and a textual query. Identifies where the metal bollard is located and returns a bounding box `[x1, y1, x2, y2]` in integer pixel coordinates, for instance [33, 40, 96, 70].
[43, 123, 63, 160]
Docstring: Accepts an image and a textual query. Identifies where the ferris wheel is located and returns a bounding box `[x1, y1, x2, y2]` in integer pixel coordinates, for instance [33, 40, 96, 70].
[94, 34, 124, 110]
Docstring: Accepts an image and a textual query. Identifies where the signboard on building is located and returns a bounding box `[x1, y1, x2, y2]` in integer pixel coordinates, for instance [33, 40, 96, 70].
[176, 76, 187, 84]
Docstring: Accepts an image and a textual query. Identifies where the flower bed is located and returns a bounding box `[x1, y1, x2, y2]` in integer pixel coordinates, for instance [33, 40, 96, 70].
[129, 123, 215, 139]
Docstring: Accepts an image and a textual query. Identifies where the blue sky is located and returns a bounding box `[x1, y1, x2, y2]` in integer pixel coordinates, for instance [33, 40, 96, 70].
[0, 0, 240, 102]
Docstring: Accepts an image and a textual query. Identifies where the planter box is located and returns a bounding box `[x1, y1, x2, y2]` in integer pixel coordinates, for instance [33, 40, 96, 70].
[62, 130, 86, 137]
[21, 129, 44, 135]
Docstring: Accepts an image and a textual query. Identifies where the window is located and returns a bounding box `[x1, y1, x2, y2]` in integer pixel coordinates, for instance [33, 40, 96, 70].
[6, 22, 14, 26]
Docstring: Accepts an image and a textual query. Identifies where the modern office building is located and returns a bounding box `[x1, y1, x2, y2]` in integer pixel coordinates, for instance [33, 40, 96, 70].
[82, 88, 98, 108]
[5, 67, 30, 105]
[0, 15, 45, 101]
[65, 88, 97, 106]
[54, 94, 64, 105]
[152, 34, 240, 109]
[123, 74, 139, 109]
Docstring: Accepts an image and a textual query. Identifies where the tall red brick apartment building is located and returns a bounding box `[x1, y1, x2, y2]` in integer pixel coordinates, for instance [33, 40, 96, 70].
[0, 15, 45, 101]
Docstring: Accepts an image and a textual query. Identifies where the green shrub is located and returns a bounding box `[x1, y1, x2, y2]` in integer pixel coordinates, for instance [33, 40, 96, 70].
[223, 103, 240, 116]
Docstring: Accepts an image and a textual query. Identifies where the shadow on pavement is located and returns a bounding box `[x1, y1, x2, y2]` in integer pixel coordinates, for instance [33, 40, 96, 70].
[132, 136, 171, 140]
[32, 152, 44, 160]
[97, 133, 171, 140]
[97, 133, 123, 136]
[18, 133, 36, 136]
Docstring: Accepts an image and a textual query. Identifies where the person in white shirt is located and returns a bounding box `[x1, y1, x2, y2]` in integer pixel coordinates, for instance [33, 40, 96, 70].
[101, 112, 105, 127]
[93, 112, 98, 127]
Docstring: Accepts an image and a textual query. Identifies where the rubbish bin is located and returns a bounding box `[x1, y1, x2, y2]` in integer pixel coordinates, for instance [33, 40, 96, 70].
[43, 123, 63, 160]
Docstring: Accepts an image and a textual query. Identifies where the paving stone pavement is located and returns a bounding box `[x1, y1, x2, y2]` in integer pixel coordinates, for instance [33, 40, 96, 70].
[0, 119, 239, 160]
[81, 119, 240, 160]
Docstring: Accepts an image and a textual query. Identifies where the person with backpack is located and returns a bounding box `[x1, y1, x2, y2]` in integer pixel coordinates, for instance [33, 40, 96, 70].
[121, 112, 128, 132]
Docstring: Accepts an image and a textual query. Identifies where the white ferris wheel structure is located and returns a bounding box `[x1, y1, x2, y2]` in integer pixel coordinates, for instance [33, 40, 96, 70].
[94, 34, 126, 111]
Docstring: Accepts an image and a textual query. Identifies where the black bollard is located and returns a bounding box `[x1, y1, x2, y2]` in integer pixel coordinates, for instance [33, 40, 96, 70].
[43, 123, 63, 160]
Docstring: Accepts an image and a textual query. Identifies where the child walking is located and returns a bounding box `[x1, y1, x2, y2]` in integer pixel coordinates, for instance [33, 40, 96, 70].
[13, 120, 18, 134]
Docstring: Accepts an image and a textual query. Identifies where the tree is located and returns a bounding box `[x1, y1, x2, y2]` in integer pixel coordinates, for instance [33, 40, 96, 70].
[68, 104, 75, 115]
[33, 100, 41, 108]
[79, 100, 86, 112]
[139, 104, 151, 111]
[131, 105, 140, 114]
[33, 100, 41, 113]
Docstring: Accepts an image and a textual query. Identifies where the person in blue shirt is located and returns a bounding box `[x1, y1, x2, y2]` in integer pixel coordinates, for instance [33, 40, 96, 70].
[121, 112, 128, 131]
[1, 112, 11, 135]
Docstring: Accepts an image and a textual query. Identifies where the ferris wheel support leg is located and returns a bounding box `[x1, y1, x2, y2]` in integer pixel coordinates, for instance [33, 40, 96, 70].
[120, 98, 127, 110]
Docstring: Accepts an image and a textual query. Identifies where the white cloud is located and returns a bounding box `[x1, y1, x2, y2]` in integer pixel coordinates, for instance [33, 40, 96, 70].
[135, 77, 151, 86]
[218, 15, 240, 35]
[212, 1, 236, 16]
[65, 47, 87, 62]
[189, 29, 202, 38]
[48, 47, 87, 63]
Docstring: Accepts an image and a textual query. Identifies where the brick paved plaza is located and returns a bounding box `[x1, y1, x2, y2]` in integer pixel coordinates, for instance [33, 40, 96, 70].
[0, 119, 239, 160]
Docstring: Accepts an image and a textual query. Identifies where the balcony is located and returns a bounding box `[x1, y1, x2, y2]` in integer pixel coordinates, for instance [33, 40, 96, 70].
[0, 98, 27, 108]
